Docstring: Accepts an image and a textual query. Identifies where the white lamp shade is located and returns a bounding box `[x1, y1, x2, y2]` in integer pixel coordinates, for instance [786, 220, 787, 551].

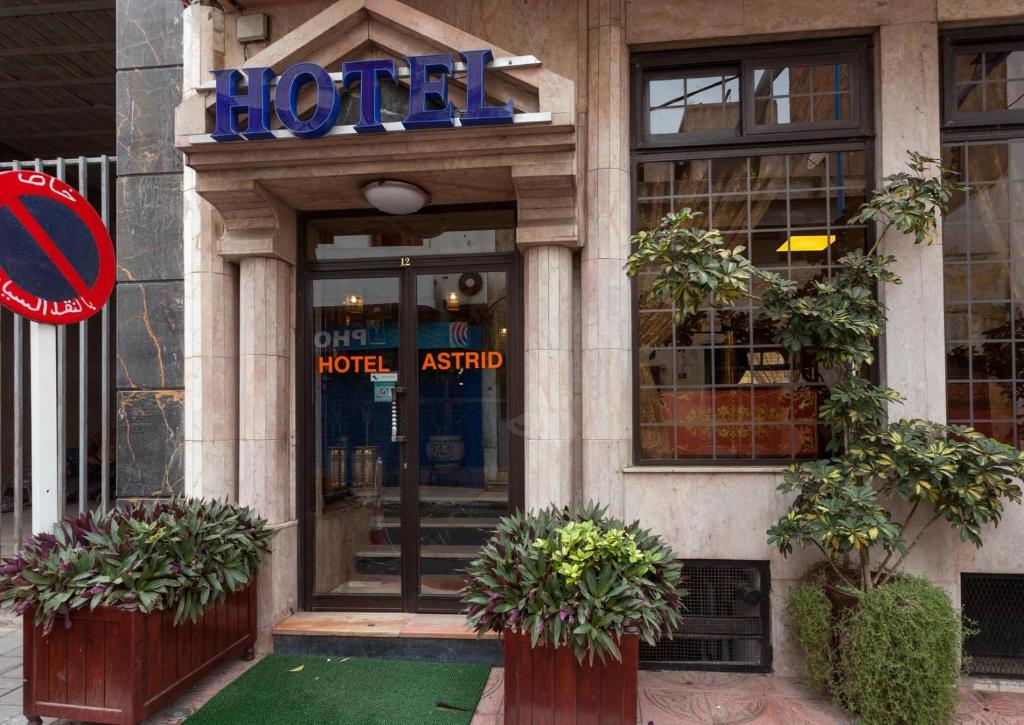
[361, 179, 430, 215]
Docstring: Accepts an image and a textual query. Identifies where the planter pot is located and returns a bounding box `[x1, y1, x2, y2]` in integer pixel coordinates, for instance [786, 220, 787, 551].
[824, 582, 861, 618]
[502, 629, 638, 725]
[23, 585, 256, 725]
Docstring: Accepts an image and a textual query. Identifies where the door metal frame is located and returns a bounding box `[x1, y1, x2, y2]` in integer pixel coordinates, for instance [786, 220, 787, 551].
[296, 207, 524, 614]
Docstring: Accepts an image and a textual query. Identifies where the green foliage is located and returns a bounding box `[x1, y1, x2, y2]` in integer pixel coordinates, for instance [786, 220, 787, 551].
[624, 208, 756, 319]
[787, 581, 833, 695]
[849, 152, 966, 248]
[759, 251, 900, 369]
[0, 497, 274, 633]
[461, 502, 685, 663]
[835, 577, 964, 724]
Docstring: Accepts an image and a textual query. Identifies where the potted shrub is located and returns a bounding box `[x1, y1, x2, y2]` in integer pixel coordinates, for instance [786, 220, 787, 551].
[626, 152, 1024, 723]
[461, 502, 684, 724]
[0, 497, 273, 725]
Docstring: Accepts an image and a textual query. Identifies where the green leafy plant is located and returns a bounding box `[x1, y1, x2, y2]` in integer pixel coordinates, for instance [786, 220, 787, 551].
[0, 497, 274, 633]
[461, 502, 685, 663]
[626, 151, 1022, 593]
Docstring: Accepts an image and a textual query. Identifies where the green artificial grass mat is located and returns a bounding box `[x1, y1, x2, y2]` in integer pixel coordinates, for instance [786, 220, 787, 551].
[185, 654, 491, 725]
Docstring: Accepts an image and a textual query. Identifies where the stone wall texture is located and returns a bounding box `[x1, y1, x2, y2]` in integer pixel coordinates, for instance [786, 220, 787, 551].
[115, 0, 184, 498]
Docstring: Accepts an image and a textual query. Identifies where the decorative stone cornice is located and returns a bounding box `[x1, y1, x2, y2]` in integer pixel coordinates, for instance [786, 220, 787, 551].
[197, 180, 297, 265]
[512, 164, 578, 249]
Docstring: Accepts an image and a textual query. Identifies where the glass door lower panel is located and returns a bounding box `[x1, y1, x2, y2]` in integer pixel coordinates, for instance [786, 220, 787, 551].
[311, 275, 403, 599]
[416, 270, 510, 600]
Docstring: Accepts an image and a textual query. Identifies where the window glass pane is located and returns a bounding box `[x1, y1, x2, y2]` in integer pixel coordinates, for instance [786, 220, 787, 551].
[307, 210, 514, 260]
[752, 62, 851, 127]
[943, 139, 1024, 449]
[646, 72, 740, 137]
[952, 48, 1024, 117]
[634, 148, 868, 461]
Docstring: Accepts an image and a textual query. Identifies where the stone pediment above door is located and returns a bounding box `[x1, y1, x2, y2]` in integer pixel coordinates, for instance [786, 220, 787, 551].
[176, 0, 578, 249]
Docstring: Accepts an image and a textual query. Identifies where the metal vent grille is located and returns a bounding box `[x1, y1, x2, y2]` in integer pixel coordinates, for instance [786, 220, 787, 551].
[963, 573, 1024, 679]
[639, 560, 771, 672]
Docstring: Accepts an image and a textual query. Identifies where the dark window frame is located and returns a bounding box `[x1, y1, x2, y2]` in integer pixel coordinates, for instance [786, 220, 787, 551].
[941, 25, 1024, 131]
[630, 39, 875, 467]
[631, 36, 874, 150]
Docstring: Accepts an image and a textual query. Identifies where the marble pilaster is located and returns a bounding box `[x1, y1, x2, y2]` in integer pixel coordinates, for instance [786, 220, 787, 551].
[182, 4, 238, 502]
[878, 23, 947, 423]
[238, 255, 298, 646]
[579, 0, 632, 517]
[523, 245, 575, 510]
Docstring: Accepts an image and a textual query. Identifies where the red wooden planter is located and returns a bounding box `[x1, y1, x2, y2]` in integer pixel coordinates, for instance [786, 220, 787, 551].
[503, 628, 638, 725]
[23, 585, 256, 725]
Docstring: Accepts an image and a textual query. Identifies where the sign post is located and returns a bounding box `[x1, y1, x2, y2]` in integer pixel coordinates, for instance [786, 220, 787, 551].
[0, 170, 115, 535]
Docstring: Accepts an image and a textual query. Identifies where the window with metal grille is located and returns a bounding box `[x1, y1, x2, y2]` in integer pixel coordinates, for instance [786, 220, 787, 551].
[962, 573, 1024, 678]
[632, 38, 874, 464]
[639, 560, 771, 672]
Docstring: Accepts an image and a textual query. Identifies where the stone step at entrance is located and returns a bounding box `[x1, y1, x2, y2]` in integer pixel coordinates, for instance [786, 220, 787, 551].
[355, 544, 481, 576]
[272, 612, 501, 665]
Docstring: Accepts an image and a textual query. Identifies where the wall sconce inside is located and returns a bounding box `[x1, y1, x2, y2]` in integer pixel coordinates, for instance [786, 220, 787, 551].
[443, 291, 461, 312]
[344, 294, 364, 314]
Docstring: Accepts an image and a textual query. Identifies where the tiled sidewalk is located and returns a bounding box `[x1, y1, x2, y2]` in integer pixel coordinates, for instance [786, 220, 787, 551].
[1, 618, 1023, 724]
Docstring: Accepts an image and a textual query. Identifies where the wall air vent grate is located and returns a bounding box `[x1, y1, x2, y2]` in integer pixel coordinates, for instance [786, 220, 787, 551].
[962, 573, 1024, 679]
[639, 560, 771, 672]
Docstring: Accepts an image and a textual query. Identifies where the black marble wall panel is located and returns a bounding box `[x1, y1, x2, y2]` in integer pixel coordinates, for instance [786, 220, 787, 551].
[116, 390, 184, 497]
[116, 174, 183, 282]
[116, 68, 183, 176]
[115, 0, 184, 500]
[116, 0, 183, 70]
[116, 281, 184, 390]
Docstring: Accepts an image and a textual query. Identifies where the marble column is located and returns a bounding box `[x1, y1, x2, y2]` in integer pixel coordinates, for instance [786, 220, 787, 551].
[524, 245, 575, 510]
[580, 0, 631, 517]
[878, 23, 946, 423]
[238, 256, 298, 647]
[182, 3, 238, 502]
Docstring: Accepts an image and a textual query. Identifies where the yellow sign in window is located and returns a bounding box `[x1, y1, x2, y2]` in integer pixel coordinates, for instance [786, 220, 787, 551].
[776, 234, 836, 252]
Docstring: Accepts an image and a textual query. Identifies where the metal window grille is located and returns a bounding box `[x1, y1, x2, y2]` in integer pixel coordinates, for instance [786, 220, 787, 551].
[639, 560, 771, 672]
[963, 573, 1024, 679]
[0, 156, 116, 556]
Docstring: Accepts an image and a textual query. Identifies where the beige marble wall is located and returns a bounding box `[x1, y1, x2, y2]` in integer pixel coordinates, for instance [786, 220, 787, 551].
[580, 0, 632, 517]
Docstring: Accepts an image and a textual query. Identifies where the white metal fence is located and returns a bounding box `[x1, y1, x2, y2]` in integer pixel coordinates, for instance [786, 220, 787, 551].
[0, 156, 115, 553]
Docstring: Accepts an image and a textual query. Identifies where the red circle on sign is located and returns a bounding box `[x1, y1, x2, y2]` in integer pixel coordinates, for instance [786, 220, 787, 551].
[0, 170, 115, 325]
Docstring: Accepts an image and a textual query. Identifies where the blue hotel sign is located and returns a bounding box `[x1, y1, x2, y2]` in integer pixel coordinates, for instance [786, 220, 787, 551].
[212, 49, 516, 142]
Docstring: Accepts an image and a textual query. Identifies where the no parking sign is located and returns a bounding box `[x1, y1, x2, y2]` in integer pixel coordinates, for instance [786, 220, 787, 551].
[0, 170, 115, 325]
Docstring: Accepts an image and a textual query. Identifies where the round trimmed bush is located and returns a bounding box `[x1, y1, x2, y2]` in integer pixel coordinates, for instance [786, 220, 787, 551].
[789, 576, 965, 725]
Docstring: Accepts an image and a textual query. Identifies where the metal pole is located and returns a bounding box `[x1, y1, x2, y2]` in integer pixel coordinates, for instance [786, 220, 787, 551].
[11, 161, 23, 550]
[100, 155, 111, 514]
[54, 158, 66, 519]
[77, 157, 89, 514]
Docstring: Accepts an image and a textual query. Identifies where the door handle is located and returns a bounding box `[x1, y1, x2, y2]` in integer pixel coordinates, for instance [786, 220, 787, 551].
[391, 399, 407, 443]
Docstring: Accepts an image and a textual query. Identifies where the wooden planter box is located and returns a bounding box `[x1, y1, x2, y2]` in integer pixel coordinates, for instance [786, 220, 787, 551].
[23, 585, 256, 725]
[503, 629, 638, 725]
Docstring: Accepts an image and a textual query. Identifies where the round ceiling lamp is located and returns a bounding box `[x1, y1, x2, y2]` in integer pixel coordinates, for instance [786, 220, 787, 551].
[361, 179, 430, 215]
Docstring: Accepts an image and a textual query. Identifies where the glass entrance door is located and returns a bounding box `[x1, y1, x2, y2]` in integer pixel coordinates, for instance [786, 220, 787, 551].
[306, 261, 518, 611]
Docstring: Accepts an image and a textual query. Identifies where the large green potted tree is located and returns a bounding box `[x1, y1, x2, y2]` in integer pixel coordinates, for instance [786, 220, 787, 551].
[461, 502, 685, 724]
[0, 497, 274, 725]
[626, 152, 1023, 724]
